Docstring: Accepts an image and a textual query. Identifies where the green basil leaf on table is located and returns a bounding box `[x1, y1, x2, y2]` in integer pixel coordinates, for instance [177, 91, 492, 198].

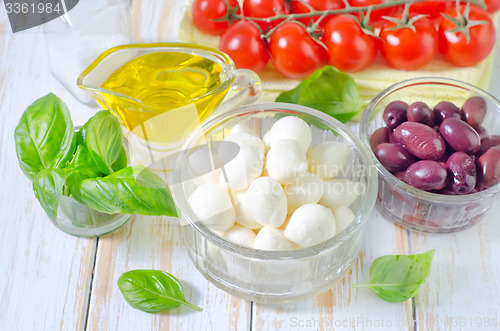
[118, 269, 201, 313]
[275, 66, 366, 123]
[84, 110, 123, 175]
[32, 168, 75, 221]
[69, 166, 178, 217]
[14, 93, 75, 180]
[352, 249, 435, 303]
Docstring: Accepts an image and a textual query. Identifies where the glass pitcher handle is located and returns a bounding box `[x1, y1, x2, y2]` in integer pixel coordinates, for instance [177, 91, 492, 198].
[212, 69, 262, 116]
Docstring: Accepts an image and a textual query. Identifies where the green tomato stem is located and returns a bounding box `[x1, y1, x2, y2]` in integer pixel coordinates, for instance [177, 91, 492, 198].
[234, 0, 486, 22]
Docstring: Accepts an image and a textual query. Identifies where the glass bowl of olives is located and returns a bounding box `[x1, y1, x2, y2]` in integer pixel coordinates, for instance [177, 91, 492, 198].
[360, 77, 500, 233]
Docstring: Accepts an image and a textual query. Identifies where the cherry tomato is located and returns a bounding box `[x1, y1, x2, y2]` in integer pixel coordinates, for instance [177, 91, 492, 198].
[409, 0, 452, 22]
[243, 0, 288, 31]
[321, 15, 378, 72]
[268, 22, 324, 78]
[192, 0, 241, 36]
[379, 15, 437, 70]
[348, 0, 403, 27]
[485, 0, 500, 13]
[219, 21, 270, 72]
[438, 4, 495, 67]
[289, 0, 345, 28]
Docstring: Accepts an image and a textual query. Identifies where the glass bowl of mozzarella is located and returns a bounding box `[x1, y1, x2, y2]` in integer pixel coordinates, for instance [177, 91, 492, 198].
[172, 102, 377, 303]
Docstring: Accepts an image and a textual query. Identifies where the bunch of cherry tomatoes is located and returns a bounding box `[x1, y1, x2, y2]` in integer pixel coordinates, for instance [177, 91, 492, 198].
[192, 0, 498, 78]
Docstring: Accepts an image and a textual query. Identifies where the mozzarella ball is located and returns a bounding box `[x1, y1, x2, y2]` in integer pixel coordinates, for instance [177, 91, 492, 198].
[219, 145, 264, 191]
[320, 179, 365, 209]
[224, 132, 265, 154]
[247, 177, 287, 228]
[188, 183, 235, 232]
[191, 168, 222, 186]
[284, 204, 336, 247]
[279, 215, 291, 231]
[284, 173, 323, 214]
[265, 139, 308, 185]
[307, 141, 351, 178]
[263, 130, 272, 154]
[232, 191, 263, 229]
[267, 116, 312, 153]
[230, 123, 257, 136]
[254, 227, 297, 251]
[187, 147, 222, 186]
[223, 225, 257, 248]
[333, 206, 356, 234]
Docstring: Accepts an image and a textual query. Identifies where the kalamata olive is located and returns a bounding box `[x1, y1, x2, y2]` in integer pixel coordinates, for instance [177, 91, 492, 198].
[393, 122, 446, 160]
[438, 160, 447, 169]
[479, 135, 500, 155]
[383, 101, 408, 129]
[405, 160, 447, 191]
[435, 184, 458, 195]
[477, 146, 500, 190]
[407, 101, 434, 126]
[462, 96, 487, 129]
[476, 126, 488, 139]
[374, 143, 417, 172]
[433, 101, 461, 125]
[446, 152, 476, 194]
[370, 127, 391, 150]
[389, 131, 397, 143]
[439, 118, 480, 153]
[393, 171, 408, 183]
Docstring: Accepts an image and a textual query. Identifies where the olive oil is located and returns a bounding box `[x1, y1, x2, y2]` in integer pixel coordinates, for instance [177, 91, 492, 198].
[98, 52, 230, 131]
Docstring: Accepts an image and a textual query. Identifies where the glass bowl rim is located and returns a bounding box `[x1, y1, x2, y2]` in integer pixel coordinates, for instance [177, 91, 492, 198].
[359, 76, 500, 204]
[172, 102, 378, 260]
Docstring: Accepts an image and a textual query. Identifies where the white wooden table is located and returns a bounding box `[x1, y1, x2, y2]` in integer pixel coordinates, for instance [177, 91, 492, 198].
[1, 2, 500, 330]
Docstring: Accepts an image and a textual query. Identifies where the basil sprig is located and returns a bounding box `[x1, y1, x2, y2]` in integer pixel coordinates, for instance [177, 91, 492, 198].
[353, 249, 435, 302]
[118, 270, 201, 313]
[14, 93, 178, 221]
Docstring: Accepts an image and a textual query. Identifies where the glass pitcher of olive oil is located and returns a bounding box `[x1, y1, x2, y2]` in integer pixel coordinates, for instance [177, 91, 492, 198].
[78, 43, 262, 172]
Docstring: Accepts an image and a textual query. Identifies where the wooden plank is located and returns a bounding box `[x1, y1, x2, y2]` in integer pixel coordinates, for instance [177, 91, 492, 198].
[0, 31, 95, 330]
[131, 0, 187, 42]
[86, 3, 249, 330]
[252, 210, 414, 331]
[411, 43, 500, 331]
[85, 216, 251, 331]
[0, 5, 9, 32]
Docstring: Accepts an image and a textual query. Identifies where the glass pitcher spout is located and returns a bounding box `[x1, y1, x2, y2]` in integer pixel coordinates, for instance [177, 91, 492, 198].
[78, 43, 262, 173]
[77, 43, 240, 132]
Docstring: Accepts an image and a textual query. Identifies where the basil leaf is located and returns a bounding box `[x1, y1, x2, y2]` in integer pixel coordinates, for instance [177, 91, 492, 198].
[276, 66, 366, 123]
[14, 93, 75, 180]
[76, 119, 90, 146]
[118, 270, 201, 313]
[85, 110, 123, 175]
[353, 249, 435, 303]
[74, 114, 127, 173]
[32, 168, 74, 221]
[70, 166, 178, 216]
[66, 145, 102, 177]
